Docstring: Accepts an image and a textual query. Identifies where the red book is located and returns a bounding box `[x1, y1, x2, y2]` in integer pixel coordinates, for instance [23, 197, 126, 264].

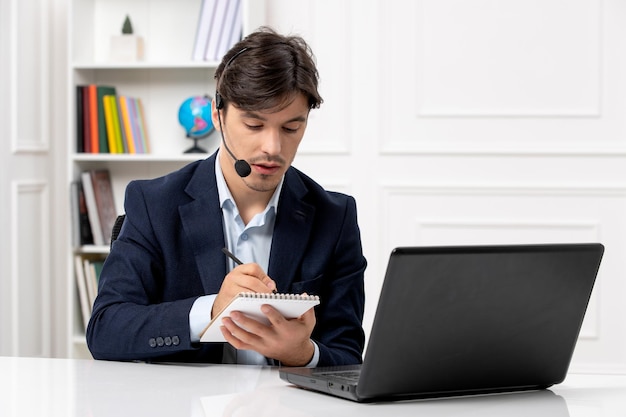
[82, 86, 91, 153]
[88, 84, 99, 153]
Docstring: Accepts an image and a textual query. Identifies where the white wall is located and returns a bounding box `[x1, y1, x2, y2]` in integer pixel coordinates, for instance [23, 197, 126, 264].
[267, 0, 626, 373]
[1, 0, 624, 372]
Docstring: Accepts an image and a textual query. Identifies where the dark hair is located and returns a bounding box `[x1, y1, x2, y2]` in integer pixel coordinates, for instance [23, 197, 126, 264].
[214, 26, 323, 112]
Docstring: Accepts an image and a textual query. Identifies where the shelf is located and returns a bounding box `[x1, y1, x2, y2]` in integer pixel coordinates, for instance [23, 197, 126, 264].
[66, 0, 266, 359]
[71, 153, 208, 163]
[72, 61, 220, 70]
[75, 245, 110, 254]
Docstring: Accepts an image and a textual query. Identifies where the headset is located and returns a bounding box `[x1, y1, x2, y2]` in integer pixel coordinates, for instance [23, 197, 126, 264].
[215, 47, 252, 177]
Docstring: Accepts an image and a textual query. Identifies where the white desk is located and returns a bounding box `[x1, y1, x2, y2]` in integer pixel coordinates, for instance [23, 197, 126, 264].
[1, 356, 625, 417]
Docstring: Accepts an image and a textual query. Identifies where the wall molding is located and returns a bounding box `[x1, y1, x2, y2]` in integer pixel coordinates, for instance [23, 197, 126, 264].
[11, 180, 50, 357]
[10, 0, 49, 154]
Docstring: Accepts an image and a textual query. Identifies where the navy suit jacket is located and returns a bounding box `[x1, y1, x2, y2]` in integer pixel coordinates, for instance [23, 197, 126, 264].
[86, 153, 366, 366]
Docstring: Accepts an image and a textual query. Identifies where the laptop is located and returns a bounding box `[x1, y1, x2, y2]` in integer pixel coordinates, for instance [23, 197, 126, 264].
[279, 243, 604, 402]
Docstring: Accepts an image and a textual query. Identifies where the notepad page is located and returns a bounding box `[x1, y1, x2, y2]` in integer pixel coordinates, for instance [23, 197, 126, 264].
[200, 292, 320, 343]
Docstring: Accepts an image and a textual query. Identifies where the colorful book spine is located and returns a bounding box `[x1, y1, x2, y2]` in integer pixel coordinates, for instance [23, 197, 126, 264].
[82, 86, 92, 153]
[115, 96, 129, 153]
[136, 98, 150, 153]
[127, 97, 143, 153]
[88, 84, 99, 153]
[103, 95, 118, 153]
[96, 85, 116, 153]
[75, 84, 150, 154]
[119, 96, 136, 154]
[107, 96, 122, 153]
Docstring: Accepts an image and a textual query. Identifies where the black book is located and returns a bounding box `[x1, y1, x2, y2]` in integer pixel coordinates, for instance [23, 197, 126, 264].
[76, 85, 85, 153]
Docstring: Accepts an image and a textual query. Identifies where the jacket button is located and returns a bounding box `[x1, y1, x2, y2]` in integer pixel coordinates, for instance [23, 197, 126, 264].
[172, 336, 180, 346]
[164, 337, 172, 346]
[156, 337, 164, 347]
[149, 338, 157, 348]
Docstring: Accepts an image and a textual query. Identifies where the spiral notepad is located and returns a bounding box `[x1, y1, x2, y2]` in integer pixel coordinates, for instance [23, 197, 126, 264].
[200, 292, 321, 342]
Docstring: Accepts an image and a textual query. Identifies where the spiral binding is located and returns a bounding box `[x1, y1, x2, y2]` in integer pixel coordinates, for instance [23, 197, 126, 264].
[239, 292, 320, 301]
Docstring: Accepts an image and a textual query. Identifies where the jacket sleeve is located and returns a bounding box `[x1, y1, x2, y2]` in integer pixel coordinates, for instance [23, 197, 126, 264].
[85, 180, 222, 362]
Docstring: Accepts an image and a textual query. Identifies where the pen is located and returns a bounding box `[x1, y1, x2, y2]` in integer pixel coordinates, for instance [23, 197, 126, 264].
[222, 247, 277, 294]
[222, 247, 244, 266]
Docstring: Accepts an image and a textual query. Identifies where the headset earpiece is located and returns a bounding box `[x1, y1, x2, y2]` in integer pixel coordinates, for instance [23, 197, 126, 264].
[215, 92, 224, 110]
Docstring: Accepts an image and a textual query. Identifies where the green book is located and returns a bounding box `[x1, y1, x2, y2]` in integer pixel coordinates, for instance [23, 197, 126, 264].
[96, 86, 117, 153]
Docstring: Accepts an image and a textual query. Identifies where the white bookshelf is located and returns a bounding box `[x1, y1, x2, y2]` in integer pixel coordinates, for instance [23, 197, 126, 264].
[66, 0, 265, 358]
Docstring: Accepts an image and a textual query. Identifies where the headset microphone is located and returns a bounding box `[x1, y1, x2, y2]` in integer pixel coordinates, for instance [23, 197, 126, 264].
[223, 137, 252, 178]
[216, 92, 251, 178]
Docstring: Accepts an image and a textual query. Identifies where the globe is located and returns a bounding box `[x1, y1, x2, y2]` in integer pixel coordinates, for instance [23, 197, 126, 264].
[178, 95, 214, 153]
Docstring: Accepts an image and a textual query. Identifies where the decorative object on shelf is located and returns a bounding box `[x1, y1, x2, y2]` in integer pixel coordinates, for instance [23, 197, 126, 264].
[110, 15, 144, 62]
[178, 95, 214, 153]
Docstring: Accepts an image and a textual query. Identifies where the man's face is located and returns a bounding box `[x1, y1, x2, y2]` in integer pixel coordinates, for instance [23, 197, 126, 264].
[214, 94, 310, 193]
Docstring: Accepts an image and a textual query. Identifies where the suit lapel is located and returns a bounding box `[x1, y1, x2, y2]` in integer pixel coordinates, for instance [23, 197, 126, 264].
[268, 169, 315, 292]
[178, 159, 314, 294]
[178, 154, 227, 294]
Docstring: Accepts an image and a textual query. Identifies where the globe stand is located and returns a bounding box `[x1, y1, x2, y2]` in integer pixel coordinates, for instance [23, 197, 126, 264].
[183, 131, 212, 154]
[184, 135, 208, 154]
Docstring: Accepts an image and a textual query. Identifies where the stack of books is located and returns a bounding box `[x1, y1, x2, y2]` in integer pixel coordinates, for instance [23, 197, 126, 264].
[76, 84, 150, 154]
[70, 169, 118, 248]
[74, 253, 105, 330]
[192, 0, 243, 62]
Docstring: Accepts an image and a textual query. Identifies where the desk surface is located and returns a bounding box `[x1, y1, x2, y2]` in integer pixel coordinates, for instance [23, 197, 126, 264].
[1, 356, 625, 417]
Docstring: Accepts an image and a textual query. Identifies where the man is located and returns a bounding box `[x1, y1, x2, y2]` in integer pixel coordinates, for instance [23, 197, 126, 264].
[86, 27, 366, 367]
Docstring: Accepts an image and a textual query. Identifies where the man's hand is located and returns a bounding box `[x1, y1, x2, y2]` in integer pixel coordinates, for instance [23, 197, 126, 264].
[212, 263, 277, 317]
[220, 304, 317, 366]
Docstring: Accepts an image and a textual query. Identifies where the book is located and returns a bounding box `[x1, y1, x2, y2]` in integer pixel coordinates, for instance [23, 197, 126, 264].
[200, 292, 320, 342]
[216, 0, 241, 60]
[81, 171, 104, 246]
[109, 95, 125, 153]
[74, 255, 92, 330]
[119, 96, 136, 153]
[127, 97, 144, 153]
[135, 98, 151, 153]
[227, 0, 243, 53]
[87, 84, 99, 153]
[84, 257, 98, 308]
[102, 95, 118, 153]
[74, 254, 106, 330]
[192, 0, 218, 61]
[96, 86, 116, 153]
[91, 169, 118, 245]
[70, 180, 94, 247]
[70, 181, 80, 247]
[116, 96, 129, 153]
[82, 85, 92, 152]
[81, 169, 117, 246]
[204, 0, 229, 62]
[76, 86, 85, 153]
